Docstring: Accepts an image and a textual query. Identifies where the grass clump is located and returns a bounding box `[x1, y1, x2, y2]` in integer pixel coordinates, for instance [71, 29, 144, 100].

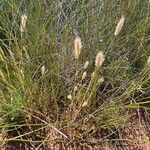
[0, 0, 150, 149]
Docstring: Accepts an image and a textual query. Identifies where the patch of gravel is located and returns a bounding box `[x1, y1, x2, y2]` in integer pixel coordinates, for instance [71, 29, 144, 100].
[119, 110, 150, 150]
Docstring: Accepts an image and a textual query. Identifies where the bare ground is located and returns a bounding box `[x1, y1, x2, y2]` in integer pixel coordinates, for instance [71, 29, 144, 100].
[0, 109, 150, 150]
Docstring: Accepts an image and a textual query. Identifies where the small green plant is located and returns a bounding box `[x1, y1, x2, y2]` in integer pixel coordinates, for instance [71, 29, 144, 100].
[0, 0, 150, 149]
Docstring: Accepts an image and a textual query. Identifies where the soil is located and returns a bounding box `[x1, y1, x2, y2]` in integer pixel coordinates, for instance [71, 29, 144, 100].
[1, 108, 149, 150]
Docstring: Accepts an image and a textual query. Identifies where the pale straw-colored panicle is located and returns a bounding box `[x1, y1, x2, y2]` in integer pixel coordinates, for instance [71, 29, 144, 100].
[83, 61, 89, 70]
[114, 15, 125, 36]
[98, 77, 104, 84]
[82, 101, 88, 107]
[74, 36, 82, 60]
[20, 69, 25, 79]
[67, 94, 72, 100]
[74, 86, 78, 92]
[82, 71, 87, 80]
[95, 51, 105, 68]
[20, 14, 27, 32]
[41, 65, 45, 76]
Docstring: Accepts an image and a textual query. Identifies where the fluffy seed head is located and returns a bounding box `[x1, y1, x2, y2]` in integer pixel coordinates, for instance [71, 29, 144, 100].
[67, 94, 72, 100]
[114, 15, 125, 36]
[41, 65, 45, 76]
[82, 71, 87, 80]
[74, 36, 82, 60]
[82, 101, 88, 107]
[20, 69, 25, 79]
[95, 51, 105, 68]
[74, 86, 78, 92]
[98, 77, 104, 84]
[20, 14, 27, 32]
[83, 61, 89, 70]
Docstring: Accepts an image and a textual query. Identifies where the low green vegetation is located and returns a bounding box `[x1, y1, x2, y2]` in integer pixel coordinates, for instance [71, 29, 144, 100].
[0, 0, 150, 149]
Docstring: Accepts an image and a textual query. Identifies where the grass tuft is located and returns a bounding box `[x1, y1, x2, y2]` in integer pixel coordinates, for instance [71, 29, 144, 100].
[0, 0, 150, 149]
